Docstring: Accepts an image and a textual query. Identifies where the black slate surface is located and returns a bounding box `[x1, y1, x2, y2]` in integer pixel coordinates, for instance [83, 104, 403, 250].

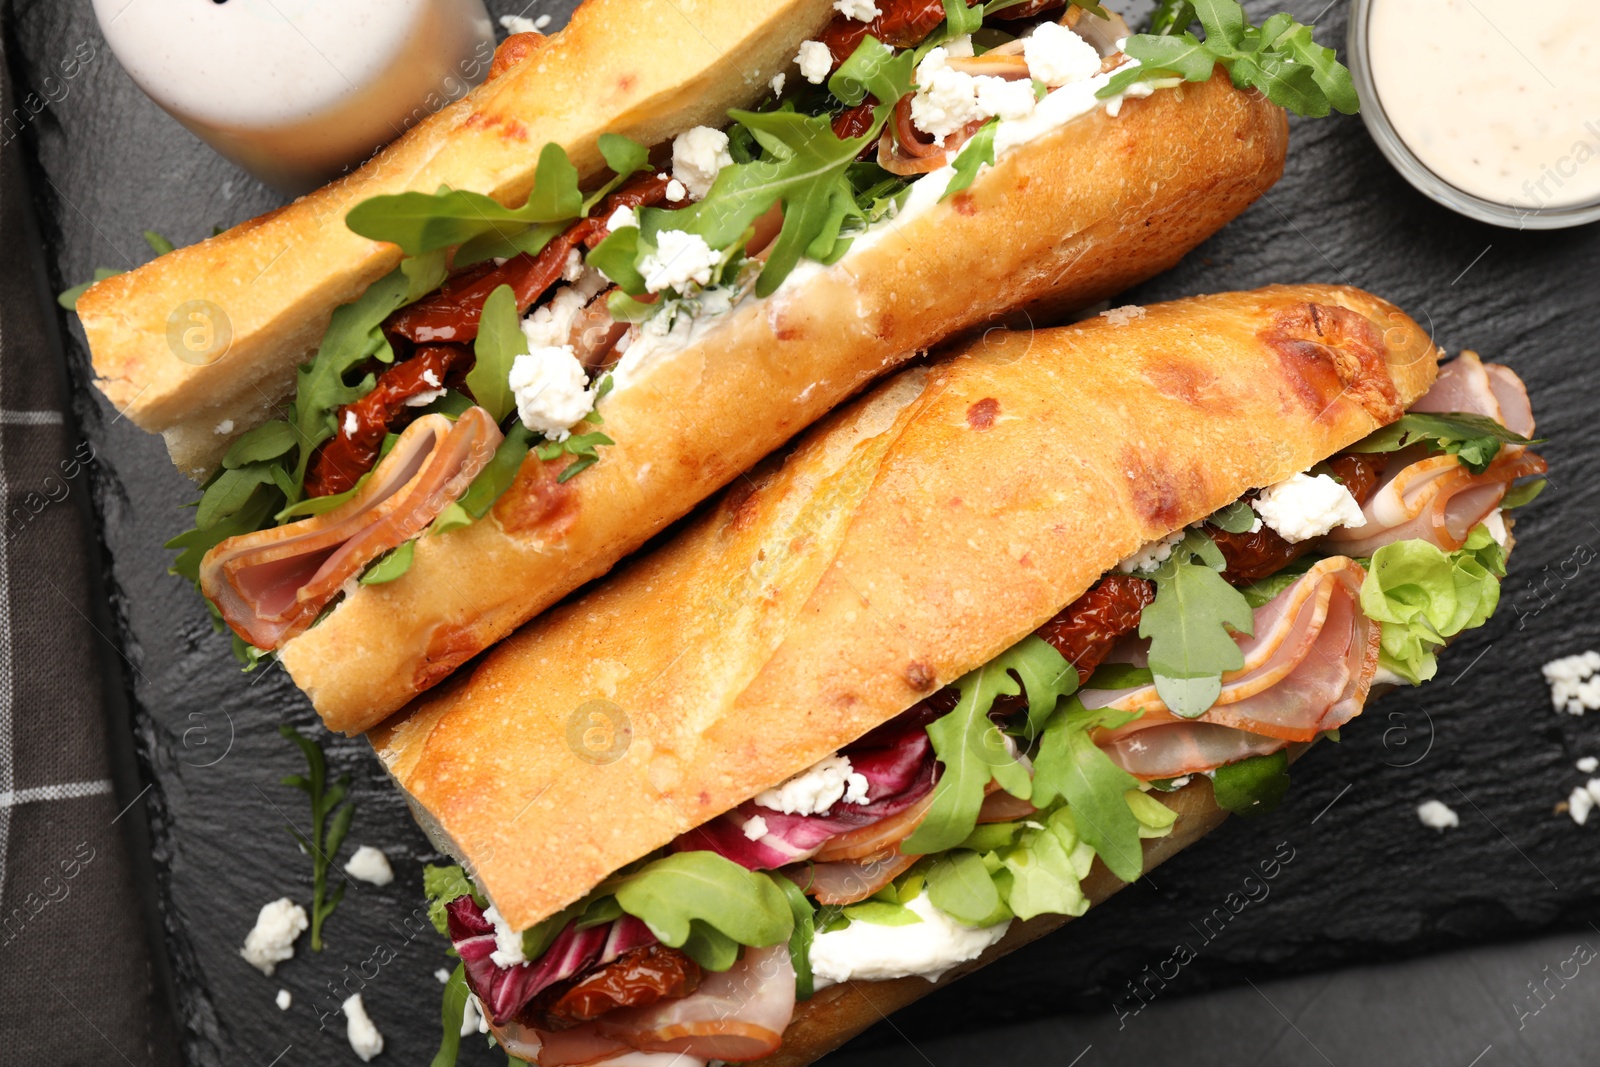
[10, 0, 1600, 1064]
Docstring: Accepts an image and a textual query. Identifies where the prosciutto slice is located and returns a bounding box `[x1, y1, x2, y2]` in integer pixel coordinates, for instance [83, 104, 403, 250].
[537, 945, 795, 1066]
[1083, 557, 1379, 747]
[201, 408, 501, 648]
[1101, 722, 1289, 779]
[1408, 351, 1535, 435]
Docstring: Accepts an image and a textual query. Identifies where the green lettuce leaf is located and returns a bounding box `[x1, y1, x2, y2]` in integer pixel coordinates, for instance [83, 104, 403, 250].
[465, 284, 526, 424]
[1359, 525, 1505, 684]
[999, 807, 1096, 921]
[1345, 411, 1538, 476]
[423, 864, 479, 936]
[925, 849, 1008, 926]
[1141, 531, 1255, 716]
[776, 878, 817, 1001]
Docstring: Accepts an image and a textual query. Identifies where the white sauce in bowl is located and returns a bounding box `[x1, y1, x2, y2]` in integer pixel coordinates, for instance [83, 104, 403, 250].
[1367, 0, 1600, 210]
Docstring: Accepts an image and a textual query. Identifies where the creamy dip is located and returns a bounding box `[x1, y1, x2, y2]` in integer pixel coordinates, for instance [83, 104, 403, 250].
[1368, 0, 1600, 209]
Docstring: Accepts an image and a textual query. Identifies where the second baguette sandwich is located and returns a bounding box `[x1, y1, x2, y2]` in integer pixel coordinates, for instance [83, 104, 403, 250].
[374, 284, 1545, 1065]
[75, 1, 1348, 732]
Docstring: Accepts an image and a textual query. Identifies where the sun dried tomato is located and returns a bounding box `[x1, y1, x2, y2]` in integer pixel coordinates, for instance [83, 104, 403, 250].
[987, 0, 1067, 17]
[1035, 575, 1156, 682]
[384, 172, 671, 346]
[530, 945, 702, 1029]
[832, 100, 878, 141]
[1211, 526, 1306, 585]
[819, 0, 951, 63]
[1326, 452, 1385, 506]
[305, 343, 474, 497]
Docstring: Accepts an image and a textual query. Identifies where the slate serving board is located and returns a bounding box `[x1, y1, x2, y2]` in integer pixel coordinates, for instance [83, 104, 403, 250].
[11, 0, 1600, 1064]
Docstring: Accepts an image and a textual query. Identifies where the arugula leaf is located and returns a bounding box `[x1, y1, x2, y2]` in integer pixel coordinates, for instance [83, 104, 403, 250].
[1501, 478, 1546, 510]
[465, 284, 527, 424]
[456, 220, 568, 270]
[1360, 525, 1505, 684]
[1206, 499, 1258, 534]
[143, 229, 176, 256]
[611, 852, 794, 967]
[195, 463, 277, 530]
[167, 484, 278, 586]
[842, 900, 924, 926]
[925, 850, 1007, 926]
[279, 724, 354, 951]
[943, 119, 997, 201]
[520, 900, 588, 961]
[776, 878, 817, 1000]
[829, 33, 920, 110]
[536, 430, 617, 483]
[222, 421, 297, 468]
[1099, 0, 1358, 119]
[58, 267, 123, 311]
[1237, 555, 1316, 609]
[430, 964, 470, 1067]
[900, 635, 1078, 855]
[580, 133, 653, 216]
[1345, 411, 1537, 475]
[1081, 662, 1154, 690]
[1148, 0, 1198, 34]
[1211, 751, 1290, 815]
[346, 144, 582, 254]
[287, 252, 448, 496]
[453, 423, 534, 524]
[423, 864, 479, 936]
[1031, 699, 1147, 883]
[941, 0, 985, 37]
[360, 540, 416, 585]
[1141, 531, 1254, 717]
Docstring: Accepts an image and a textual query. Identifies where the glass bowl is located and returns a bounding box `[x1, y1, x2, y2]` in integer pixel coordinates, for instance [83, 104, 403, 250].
[1346, 0, 1600, 230]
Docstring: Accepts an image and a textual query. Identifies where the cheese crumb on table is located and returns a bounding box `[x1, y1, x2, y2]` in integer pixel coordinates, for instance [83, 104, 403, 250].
[1416, 800, 1459, 831]
[343, 845, 393, 886]
[343, 993, 384, 1062]
[240, 898, 307, 976]
[1542, 651, 1600, 714]
[1569, 785, 1595, 825]
[434, 968, 451, 984]
[275, 989, 292, 1011]
[1579, 757, 1598, 773]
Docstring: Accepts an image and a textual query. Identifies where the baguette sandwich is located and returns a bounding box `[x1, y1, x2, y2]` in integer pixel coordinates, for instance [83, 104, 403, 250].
[73, 0, 1358, 733]
[371, 285, 1545, 1066]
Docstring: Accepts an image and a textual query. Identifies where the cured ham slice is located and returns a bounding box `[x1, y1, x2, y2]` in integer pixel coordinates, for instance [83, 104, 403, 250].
[798, 848, 922, 905]
[1101, 722, 1289, 779]
[201, 408, 501, 648]
[534, 946, 794, 1065]
[1324, 447, 1546, 557]
[1328, 355, 1541, 555]
[1082, 557, 1378, 746]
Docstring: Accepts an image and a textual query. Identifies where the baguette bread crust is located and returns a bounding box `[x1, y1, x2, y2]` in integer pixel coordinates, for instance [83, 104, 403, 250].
[369, 284, 1440, 933]
[292, 73, 1291, 734]
[80, 0, 838, 475]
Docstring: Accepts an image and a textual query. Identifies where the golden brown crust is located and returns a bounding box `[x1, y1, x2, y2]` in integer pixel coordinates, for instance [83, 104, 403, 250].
[369, 284, 1440, 933]
[80, 0, 839, 476]
[292, 73, 1291, 734]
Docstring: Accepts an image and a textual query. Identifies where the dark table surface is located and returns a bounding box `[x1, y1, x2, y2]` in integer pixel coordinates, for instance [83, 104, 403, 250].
[11, 0, 1600, 1064]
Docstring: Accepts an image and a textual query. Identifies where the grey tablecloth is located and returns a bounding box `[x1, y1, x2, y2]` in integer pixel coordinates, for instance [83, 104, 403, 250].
[0, 34, 177, 1067]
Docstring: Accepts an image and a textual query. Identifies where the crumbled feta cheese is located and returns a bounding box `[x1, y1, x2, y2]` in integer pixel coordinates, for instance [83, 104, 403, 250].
[561, 247, 584, 283]
[1115, 529, 1185, 575]
[797, 40, 833, 85]
[461, 993, 487, 1037]
[276, 989, 292, 1011]
[910, 48, 985, 144]
[343, 411, 358, 437]
[343, 993, 384, 1062]
[1253, 473, 1366, 543]
[214, 418, 234, 435]
[1543, 651, 1600, 714]
[1580, 757, 1599, 773]
[1481, 507, 1509, 546]
[770, 72, 786, 97]
[521, 270, 608, 350]
[640, 230, 720, 294]
[434, 968, 451, 984]
[755, 754, 870, 816]
[1168, 775, 1192, 789]
[499, 14, 538, 34]
[671, 125, 733, 199]
[1416, 800, 1459, 831]
[665, 178, 687, 203]
[834, 0, 880, 20]
[1024, 21, 1103, 87]
[403, 388, 446, 408]
[508, 346, 596, 438]
[484, 903, 526, 968]
[976, 76, 1037, 122]
[742, 814, 770, 840]
[606, 205, 637, 231]
[1100, 304, 1146, 327]
[422, 369, 441, 388]
[944, 34, 975, 58]
[343, 845, 394, 886]
[810, 892, 1010, 987]
[240, 898, 308, 976]
[1569, 785, 1595, 825]
[534, 14, 552, 30]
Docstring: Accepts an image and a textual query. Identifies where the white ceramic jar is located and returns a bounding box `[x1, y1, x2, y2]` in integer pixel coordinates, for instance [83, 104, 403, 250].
[93, 0, 496, 195]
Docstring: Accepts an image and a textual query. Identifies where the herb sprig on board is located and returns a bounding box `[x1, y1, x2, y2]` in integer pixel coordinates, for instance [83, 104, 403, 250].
[279, 725, 355, 951]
